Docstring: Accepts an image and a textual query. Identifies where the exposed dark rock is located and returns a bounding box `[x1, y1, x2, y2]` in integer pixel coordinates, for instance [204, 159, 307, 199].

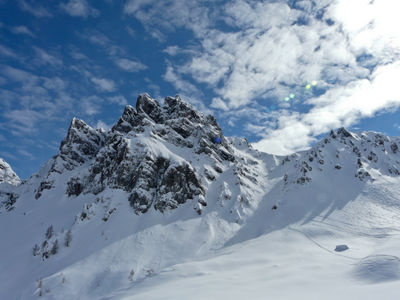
[66, 178, 83, 197]
[337, 127, 353, 138]
[357, 158, 363, 168]
[353, 147, 361, 157]
[391, 143, 398, 154]
[136, 93, 163, 123]
[112, 105, 143, 133]
[355, 169, 371, 181]
[35, 181, 54, 199]
[367, 152, 378, 163]
[59, 118, 104, 166]
[1, 192, 18, 211]
[296, 176, 312, 184]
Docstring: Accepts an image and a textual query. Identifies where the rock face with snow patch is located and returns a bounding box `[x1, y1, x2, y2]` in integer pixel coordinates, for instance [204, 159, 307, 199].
[0, 158, 20, 186]
[74, 94, 237, 214]
[282, 127, 400, 186]
[0, 158, 20, 211]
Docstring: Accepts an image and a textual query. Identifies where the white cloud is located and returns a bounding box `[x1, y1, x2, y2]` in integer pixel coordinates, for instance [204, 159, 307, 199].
[18, 0, 52, 18]
[95, 120, 111, 131]
[253, 61, 400, 154]
[163, 46, 180, 56]
[210, 97, 228, 111]
[10, 25, 35, 37]
[108, 95, 128, 106]
[91, 77, 116, 92]
[163, 64, 200, 98]
[115, 58, 147, 72]
[60, 0, 99, 18]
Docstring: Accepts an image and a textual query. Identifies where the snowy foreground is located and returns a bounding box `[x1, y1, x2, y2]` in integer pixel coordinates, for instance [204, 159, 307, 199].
[1, 95, 400, 299]
[109, 176, 400, 300]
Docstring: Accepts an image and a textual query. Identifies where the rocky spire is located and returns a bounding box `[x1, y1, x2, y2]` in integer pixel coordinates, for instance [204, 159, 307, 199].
[59, 118, 105, 165]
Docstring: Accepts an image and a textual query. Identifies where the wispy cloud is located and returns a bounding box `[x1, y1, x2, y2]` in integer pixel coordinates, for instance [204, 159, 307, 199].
[0, 44, 17, 58]
[79, 95, 102, 115]
[115, 58, 147, 72]
[78, 30, 147, 77]
[60, 0, 99, 18]
[4, 109, 43, 135]
[33, 47, 63, 67]
[0, 66, 74, 136]
[163, 64, 201, 98]
[69, 46, 89, 60]
[107, 95, 128, 106]
[17, 149, 36, 160]
[91, 77, 116, 92]
[10, 25, 35, 37]
[124, 0, 211, 37]
[163, 64, 211, 114]
[18, 0, 52, 18]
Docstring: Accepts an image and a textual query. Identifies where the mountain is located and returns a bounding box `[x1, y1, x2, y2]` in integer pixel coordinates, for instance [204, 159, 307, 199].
[1, 94, 400, 300]
[0, 157, 20, 186]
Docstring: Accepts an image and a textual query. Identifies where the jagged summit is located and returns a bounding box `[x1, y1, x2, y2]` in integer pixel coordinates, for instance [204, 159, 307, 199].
[16, 94, 245, 216]
[280, 126, 400, 187]
[0, 157, 20, 186]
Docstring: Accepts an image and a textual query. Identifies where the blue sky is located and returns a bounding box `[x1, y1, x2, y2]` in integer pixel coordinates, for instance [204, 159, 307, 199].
[1, 0, 400, 179]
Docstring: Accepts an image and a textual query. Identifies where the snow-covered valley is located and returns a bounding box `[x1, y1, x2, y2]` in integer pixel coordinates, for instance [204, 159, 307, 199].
[1, 94, 400, 299]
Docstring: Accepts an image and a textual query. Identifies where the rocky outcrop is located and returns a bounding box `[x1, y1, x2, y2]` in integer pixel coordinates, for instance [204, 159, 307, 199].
[59, 118, 105, 168]
[57, 94, 236, 215]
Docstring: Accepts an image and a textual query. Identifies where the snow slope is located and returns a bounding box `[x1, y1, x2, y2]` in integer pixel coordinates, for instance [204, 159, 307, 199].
[1, 95, 400, 299]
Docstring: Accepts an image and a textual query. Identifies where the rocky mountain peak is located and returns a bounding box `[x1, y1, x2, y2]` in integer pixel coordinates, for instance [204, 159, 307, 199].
[59, 117, 105, 166]
[47, 94, 237, 215]
[336, 127, 353, 138]
[136, 93, 163, 122]
[0, 158, 20, 186]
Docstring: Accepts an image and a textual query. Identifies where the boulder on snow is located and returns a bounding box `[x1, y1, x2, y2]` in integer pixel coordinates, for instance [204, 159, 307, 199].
[335, 244, 349, 252]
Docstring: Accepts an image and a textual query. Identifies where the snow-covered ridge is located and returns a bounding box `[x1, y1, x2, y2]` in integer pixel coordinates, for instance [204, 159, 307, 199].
[0, 157, 20, 186]
[1, 94, 400, 299]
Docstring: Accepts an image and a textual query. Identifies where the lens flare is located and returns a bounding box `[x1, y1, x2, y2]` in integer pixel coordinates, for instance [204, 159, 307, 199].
[289, 93, 295, 99]
[311, 80, 317, 86]
[284, 96, 290, 101]
[305, 84, 311, 89]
